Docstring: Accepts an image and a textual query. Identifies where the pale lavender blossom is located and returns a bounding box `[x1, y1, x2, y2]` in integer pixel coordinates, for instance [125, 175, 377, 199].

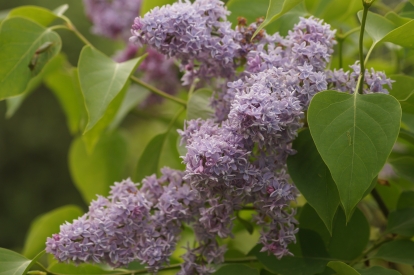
[327, 61, 393, 94]
[130, 0, 240, 83]
[83, 0, 142, 40]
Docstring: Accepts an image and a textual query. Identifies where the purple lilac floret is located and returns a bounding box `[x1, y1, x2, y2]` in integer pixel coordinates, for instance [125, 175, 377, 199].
[327, 61, 393, 94]
[130, 0, 240, 84]
[83, 0, 142, 40]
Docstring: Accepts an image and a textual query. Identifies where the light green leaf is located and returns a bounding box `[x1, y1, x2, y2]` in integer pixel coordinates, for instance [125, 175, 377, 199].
[397, 191, 414, 209]
[187, 88, 214, 121]
[82, 82, 129, 152]
[48, 262, 119, 274]
[0, 17, 61, 100]
[22, 205, 83, 259]
[134, 129, 184, 182]
[214, 264, 259, 275]
[252, 0, 304, 38]
[108, 84, 150, 131]
[358, 266, 401, 275]
[0, 9, 10, 22]
[236, 213, 254, 235]
[7, 6, 57, 26]
[0, 248, 44, 275]
[374, 240, 414, 265]
[78, 45, 144, 133]
[358, 11, 396, 43]
[69, 131, 128, 203]
[288, 129, 340, 233]
[45, 67, 87, 135]
[140, 0, 175, 16]
[389, 75, 414, 115]
[226, 0, 269, 25]
[53, 4, 69, 16]
[382, 20, 414, 48]
[299, 204, 369, 261]
[327, 261, 359, 275]
[308, 90, 401, 219]
[385, 12, 411, 27]
[6, 54, 66, 118]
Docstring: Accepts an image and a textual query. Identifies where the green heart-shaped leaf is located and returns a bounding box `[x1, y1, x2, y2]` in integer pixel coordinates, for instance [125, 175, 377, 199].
[0, 17, 61, 100]
[78, 45, 144, 133]
[308, 91, 401, 219]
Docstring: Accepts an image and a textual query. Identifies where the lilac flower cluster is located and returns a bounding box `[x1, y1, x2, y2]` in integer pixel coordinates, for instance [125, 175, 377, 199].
[46, 169, 199, 272]
[48, 0, 397, 273]
[130, 0, 241, 84]
[83, 0, 142, 40]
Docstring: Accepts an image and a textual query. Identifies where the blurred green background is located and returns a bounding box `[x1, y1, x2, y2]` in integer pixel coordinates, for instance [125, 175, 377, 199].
[0, 0, 120, 251]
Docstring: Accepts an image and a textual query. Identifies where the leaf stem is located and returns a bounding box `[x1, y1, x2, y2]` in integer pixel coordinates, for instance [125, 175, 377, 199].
[356, 1, 372, 95]
[130, 75, 187, 107]
[60, 15, 94, 48]
[371, 187, 389, 218]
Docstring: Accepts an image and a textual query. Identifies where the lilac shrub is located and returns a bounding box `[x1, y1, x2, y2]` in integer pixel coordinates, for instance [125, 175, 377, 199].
[47, 0, 396, 273]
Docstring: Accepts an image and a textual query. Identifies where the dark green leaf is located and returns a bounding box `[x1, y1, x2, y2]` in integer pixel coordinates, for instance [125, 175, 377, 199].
[0, 17, 61, 99]
[187, 88, 214, 121]
[389, 74, 414, 115]
[252, 0, 304, 38]
[308, 91, 401, 219]
[48, 263, 118, 274]
[7, 6, 57, 26]
[387, 207, 414, 236]
[78, 45, 144, 132]
[69, 131, 128, 203]
[22, 205, 83, 259]
[299, 204, 369, 261]
[327, 261, 359, 275]
[389, 157, 414, 183]
[397, 191, 414, 209]
[214, 264, 259, 275]
[140, 0, 175, 16]
[357, 266, 402, 275]
[0, 248, 44, 275]
[288, 129, 340, 233]
[398, 129, 414, 145]
[374, 240, 414, 265]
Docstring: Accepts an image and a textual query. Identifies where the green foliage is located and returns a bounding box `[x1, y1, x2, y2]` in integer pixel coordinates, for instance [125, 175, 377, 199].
[78, 45, 144, 133]
[48, 263, 118, 274]
[327, 261, 359, 275]
[307, 91, 401, 219]
[186, 88, 214, 121]
[135, 128, 184, 182]
[387, 191, 414, 236]
[69, 131, 128, 203]
[358, 266, 402, 275]
[288, 129, 339, 233]
[0, 17, 61, 99]
[214, 264, 259, 275]
[374, 240, 414, 265]
[389, 75, 414, 115]
[0, 249, 44, 275]
[140, 0, 175, 16]
[252, 0, 304, 38]
[7, 5, 58, 26]
[22, 205, 83, 259]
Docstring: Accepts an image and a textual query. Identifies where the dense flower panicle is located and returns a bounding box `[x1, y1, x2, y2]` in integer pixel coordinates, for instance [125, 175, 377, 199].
[327, 61, 393, 94]
[130, 0, 240, 83]
[83, 0, 142, 40]
[46, 173, 200, 272]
